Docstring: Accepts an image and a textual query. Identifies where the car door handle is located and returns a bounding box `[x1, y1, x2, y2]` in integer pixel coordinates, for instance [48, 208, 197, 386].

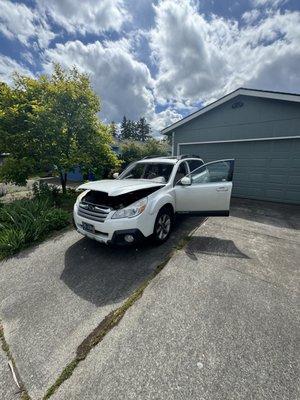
[216, 186, 228, 192]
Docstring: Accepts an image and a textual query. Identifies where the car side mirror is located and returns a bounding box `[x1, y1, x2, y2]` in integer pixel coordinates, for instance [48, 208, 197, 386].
[113, 172, 119, 179]
[180, 176, 191, 186]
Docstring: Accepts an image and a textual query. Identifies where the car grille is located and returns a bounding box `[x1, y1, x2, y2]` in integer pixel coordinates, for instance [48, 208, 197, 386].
[78, 201, 111, 223]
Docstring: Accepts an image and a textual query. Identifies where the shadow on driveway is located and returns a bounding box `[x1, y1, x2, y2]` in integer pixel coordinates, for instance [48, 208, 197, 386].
[230, 197, 300, 230]
[61, 215, 204, 306]
[184, 236, 250, 261]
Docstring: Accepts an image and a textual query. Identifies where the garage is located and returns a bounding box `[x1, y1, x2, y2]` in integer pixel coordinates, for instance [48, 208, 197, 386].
[162, 88, 300, 205]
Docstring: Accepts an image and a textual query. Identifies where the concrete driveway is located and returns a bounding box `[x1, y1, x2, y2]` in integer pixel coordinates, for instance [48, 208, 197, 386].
[1, 199, 299, 400]
[0, 215, 202, 399]
[51, 198, 300, 400]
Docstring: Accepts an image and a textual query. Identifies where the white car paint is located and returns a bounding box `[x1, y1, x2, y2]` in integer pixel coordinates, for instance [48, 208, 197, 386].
[73, 157, 234, 244]
[77, 179, 165, 196]
[175, 181, 232, 212]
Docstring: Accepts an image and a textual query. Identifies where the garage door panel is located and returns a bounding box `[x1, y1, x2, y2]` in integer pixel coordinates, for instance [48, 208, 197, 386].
[264, 191, 286, 202]
[291, 158, 300, 168]
[248, 141, 270, 151]
[288, 176, 300, 185]
[237, 158, 268, 167]
[234, 187, 264, 198]
[248, 173, 266, 182]
[234, 181, 265, 189]
[269, 158, 290, 167]
[180, 139, 300, 204]
[234, 175, 266, 184]
[286, 184, 300, 192]
[285, 190, 300, 203]
[235, 166, 265, 174]
[268, 175, 289, 184]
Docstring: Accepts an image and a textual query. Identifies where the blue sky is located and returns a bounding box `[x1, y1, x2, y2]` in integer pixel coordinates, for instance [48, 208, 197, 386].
[0, 0, 300, 134]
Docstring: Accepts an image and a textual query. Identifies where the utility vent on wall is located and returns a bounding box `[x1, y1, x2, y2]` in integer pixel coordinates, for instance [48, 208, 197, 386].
[232, 101, 244, 109]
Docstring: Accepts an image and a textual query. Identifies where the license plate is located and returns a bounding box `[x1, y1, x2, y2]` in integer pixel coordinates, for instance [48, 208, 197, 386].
[82, 222, 95, 234]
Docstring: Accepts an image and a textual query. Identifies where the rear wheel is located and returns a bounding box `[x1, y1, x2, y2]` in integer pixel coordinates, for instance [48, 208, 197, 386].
[153, 207, 173, 244]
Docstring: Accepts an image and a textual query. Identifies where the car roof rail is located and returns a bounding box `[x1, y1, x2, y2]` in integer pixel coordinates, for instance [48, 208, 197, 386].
[142, 155, 204, 161]
[179, 154, 202, 160]
[142, 155, 168, 159]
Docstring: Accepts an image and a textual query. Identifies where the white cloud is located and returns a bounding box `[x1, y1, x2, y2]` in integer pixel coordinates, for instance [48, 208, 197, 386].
[151, 0, 231, 104]
[151, 108, 183, 133]
[0, 55, 32, 84]
[43, 39, 154, 122]
[0, 0, 55, 48]
[38, 0, 128, 35]
[251, 0, 286, 7]
[242, 9, 261, 24]
[0, 0, 128, 48]
[151, 0, 300, 108]
[246, 46, 300, 92]
[42, 34, 184, 133]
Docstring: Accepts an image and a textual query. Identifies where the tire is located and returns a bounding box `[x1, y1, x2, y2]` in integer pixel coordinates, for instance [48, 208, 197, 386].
[153, 207, 173, 244]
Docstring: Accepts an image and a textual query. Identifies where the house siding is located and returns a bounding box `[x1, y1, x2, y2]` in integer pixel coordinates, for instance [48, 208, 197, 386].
[172, 95, 300, 153]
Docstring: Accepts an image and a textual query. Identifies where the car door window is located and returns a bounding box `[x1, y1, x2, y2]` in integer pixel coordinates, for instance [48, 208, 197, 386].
[191, 160, 233, 184]
[187, 159, 204, 173]
[174, 162, 188, 184]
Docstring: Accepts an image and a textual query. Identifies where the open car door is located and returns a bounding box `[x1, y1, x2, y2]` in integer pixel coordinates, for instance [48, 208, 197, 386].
[174, 159, 235, 216]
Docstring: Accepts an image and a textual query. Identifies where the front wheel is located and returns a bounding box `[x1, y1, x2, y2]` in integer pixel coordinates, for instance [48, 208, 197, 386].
[153, 208, 173, 244]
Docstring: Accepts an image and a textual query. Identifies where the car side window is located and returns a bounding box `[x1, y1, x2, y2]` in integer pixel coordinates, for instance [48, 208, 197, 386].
[187, 159, 203, 173]
[191, 161, 232, 184]
[174, 162, 188, 184]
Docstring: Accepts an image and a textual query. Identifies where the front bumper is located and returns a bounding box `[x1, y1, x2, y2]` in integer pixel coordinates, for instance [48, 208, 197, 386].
[110, 229, 146, 245]
[73, 204, 153, 245]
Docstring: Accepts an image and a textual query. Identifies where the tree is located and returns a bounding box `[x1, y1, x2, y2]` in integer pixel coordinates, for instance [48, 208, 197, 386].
[136, 117, 151, 142]
[143, 138, 170, 157]
[120, 138, 170, 167]
[0, 64, 120, 193]
[128, 120, 138, 140]
[120, 116, 131, 139]
[120, 141, 144, 166]
[120, 116, 151, 141]
[110, 121, 118, 139]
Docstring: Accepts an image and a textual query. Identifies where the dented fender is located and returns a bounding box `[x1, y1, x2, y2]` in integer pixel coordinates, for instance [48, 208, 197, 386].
[148, 192, 175, 215]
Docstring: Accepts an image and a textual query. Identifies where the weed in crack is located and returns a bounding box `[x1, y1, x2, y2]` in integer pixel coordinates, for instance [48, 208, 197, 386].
[44, 359, 78, 400]
[0, 323, 31, 399]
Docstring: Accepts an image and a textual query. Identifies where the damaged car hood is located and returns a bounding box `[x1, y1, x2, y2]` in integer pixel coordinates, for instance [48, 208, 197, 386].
[77, 179, 165, 196]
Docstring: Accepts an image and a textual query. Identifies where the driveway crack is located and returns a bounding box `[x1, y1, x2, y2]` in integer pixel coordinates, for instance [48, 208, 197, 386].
[0, 323, 31, 400]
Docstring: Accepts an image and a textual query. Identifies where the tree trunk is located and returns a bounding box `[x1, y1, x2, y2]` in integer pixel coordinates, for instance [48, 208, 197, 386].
[60, 172, 67, 194]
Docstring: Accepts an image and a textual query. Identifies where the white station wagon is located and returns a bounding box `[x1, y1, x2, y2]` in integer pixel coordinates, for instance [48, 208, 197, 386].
[73, 156, 235, 245]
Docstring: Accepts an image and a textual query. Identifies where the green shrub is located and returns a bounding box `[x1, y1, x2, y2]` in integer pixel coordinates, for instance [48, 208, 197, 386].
[32, 181, 77, 210]
[0, 229, 26, 258]
[32, 181, 60, 205]
[0, 198, 50, 224]
[0, 197, 71, 259]
[44, 209, 69, 232]
[56, 189, 77, 210]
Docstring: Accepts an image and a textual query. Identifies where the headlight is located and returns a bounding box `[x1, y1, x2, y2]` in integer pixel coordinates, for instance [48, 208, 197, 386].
[112, 197, 148, 219]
